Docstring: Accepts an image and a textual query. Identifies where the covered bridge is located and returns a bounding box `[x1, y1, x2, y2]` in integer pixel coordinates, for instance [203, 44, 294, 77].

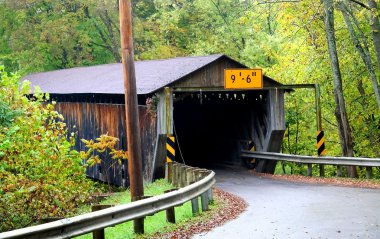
[23, 54, 286, 186]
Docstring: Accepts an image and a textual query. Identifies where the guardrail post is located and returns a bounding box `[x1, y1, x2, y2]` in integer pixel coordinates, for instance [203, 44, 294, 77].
[319, 165, 325, 177]
[207, 188, 213, 202]
[91, 205, 113, 239]
[337, 166, 342, 177]
[195, 169, 202, 180]
[176, 163, 182, 187]
[307, 164, 312, 177]
[366, 167, 373, 179]
[190, 169, 202, 216]
[177, 164, 182, 187]
[193, 169, 201, 181]
[179, 165, 186, 188]
[172, 162, 178, 187]
[164, 189, 177, 223]
[200, 170, 208, 179]
[199, 171, 210, 211]
[172, 162, 178, 184]
[134, 218, 144, 234]
[201, 191, 209, 211]
[191, 197, 199, 216]
[201, 171, 213, 202]
[132, 195, 153, 234]
[186, 168, 194, 186]
[181, 166, 187, 187]
[183, 166, 189, 187]
[165, 162, 173, 183]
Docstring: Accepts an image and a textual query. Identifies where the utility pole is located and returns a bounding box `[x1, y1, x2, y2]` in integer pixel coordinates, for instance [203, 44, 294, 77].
[119, 0, 144, 234]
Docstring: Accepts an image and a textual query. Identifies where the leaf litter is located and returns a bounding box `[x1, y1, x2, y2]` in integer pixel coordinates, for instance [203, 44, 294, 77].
[148, 188, 248, 239]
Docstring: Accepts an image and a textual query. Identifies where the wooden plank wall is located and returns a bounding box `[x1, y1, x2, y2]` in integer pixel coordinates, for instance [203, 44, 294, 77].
[172, 59, 241, 88]
[55, 102, 157, 186]
[254, 89, 286, 173]
[172, 58, 281, 89]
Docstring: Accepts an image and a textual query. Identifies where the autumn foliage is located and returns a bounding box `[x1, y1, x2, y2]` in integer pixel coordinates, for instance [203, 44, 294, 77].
[80, 134, 128, 192]
[0, 67, 95, 232]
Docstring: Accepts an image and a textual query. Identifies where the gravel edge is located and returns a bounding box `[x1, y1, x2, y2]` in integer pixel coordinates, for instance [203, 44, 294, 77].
[149, 187, 248, 239]
[252, 171, 380, 189]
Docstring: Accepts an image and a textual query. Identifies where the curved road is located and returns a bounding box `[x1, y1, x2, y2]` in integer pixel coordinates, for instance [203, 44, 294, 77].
[193, 169, 380, 239]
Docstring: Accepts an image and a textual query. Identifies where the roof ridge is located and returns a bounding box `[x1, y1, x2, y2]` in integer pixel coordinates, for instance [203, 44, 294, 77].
[134, 54, 224, 63]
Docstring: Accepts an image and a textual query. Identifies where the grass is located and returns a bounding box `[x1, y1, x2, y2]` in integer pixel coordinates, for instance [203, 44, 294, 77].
[73, 179, 213, 239]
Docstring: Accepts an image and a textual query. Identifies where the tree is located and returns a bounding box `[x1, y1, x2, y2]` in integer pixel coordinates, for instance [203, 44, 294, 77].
[0, 66, 95, 231]
[368, 0, 380, 85]
[339, 0, 380, 109]
[337, 1, 380, 157]
[322, 0, 357, 177]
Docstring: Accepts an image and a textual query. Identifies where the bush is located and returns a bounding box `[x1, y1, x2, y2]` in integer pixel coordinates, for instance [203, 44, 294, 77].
[80, 134, 128, 192]
[0, 66, 95, 232]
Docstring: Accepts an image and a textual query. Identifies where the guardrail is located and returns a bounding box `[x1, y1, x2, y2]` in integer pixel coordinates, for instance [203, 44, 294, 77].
[242, 150, 380, 178]
[242, 151, 380, 167]
[0, 162, 215, 239]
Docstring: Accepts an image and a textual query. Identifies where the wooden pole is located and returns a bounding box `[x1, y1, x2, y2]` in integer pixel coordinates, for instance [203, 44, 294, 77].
[119, 0, 144, 234]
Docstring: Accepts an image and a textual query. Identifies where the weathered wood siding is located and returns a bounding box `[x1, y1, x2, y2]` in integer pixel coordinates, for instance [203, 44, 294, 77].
[171, 58, 280, 88]
[48, 57, 285, 182]
[55, 102, 157, 186]
[254, 89, 286, 173]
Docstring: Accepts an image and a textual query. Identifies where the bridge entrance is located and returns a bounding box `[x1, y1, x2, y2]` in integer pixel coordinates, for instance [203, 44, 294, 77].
[173, 90, 268, 168]
[24, 54, 287, 186]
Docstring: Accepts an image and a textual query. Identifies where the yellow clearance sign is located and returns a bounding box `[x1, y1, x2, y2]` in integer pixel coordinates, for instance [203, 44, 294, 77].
[224, 69, 263, 89]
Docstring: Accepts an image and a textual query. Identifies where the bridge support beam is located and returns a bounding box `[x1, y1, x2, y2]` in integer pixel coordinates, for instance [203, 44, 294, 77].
[254, 89, 285, 174]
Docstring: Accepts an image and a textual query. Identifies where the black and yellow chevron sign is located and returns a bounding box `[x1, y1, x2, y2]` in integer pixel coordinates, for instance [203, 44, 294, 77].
[316, 131, 326, 156]
[166, 136, 175, 163]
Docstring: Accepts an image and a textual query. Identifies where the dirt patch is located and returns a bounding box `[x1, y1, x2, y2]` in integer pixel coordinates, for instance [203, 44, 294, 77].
[252, 172, 380, 189]
[149, 188, 247, 239]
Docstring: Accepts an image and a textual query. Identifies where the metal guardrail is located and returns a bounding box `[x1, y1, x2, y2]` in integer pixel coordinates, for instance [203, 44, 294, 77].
[0, 163, 215, 239]
[241, 151, 380, 167]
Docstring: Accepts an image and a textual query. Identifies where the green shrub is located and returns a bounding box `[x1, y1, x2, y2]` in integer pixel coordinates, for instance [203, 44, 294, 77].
[0, 66, 95, 232]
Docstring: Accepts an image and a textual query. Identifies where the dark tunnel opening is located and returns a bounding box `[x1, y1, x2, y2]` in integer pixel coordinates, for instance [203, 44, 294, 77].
[173, 91, 267, 169]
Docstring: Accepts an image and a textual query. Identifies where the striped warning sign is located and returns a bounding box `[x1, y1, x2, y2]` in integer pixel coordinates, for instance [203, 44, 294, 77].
[249, 141, 256, 164]
[317, 131, 326, 156]
[166, 136, 175, 162]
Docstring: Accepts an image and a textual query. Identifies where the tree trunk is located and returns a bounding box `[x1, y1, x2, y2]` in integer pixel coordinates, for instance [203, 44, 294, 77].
[337, 1, 380, 158]
[368, 0, 380, 75]
[338, 1, 380, 109]
[357, 79, 380, 157]
[322, 0, 357, 177]
[99, 9, 121, 62]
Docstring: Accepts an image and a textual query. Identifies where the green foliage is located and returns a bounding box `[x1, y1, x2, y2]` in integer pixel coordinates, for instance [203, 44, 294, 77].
[0, 0, 379, 179]
[268, 1, 380, 162]
[0, 67, 96, 232]
[0, 0, 284, 73]
[0, 100, 22, 128]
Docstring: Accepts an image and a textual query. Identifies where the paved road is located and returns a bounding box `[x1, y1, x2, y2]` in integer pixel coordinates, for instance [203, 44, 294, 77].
[193, 169, 380, 239]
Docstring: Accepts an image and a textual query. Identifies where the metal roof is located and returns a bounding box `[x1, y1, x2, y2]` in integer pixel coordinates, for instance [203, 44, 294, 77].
[22, 54, 278, 95]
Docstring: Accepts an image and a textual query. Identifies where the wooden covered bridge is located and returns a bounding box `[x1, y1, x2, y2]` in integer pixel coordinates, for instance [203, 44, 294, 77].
[24, 54, 287, 186]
